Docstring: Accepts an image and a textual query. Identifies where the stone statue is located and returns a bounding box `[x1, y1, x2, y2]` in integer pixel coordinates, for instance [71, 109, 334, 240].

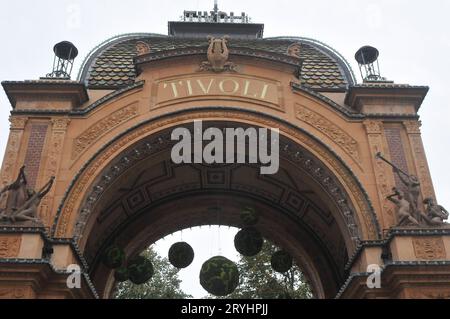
[135, 41, 151, 56]
[0, 166, 54, 225]
[422, 198, 449, 226]
[0, 166, 28, 220]
[387, 187, 419, 226]
[9, 177, 54, 223]
[393, 167, 421, 222]
[377, 152, 448, 227]
[200, 36, 236, 72]
[287, 43, 302, 58]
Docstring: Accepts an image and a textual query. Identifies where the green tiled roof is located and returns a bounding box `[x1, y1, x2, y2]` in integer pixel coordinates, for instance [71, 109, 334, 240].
[79, 34, 355, 90]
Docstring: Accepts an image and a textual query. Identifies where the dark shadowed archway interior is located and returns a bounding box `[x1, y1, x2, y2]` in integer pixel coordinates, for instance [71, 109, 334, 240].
[74, 121, 362, 299]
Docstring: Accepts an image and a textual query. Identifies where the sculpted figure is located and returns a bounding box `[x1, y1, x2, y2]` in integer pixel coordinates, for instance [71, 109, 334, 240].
[422, 198, 449, 226]
[287, 43, 302, 58]
[393, 167, 421, 221]
[0, 166, 28, 220]
[387, 188, 419, 226]
[200, 36, 236, 72]
[10, 177, 55, 223]
[135, 41, 151, 56]
[376, 153, 422, 223]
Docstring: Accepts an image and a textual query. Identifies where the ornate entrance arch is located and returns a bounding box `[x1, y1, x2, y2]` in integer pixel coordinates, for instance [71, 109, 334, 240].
[1, 13, 449, 299]
[50, 114, 376, 298]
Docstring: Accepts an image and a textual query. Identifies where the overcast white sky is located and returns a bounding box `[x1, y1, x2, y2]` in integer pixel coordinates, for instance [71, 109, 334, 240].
[1, 0, 450, 298]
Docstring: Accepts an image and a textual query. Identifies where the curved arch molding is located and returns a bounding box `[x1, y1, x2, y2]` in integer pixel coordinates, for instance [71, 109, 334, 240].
[51, 108, 381, 243]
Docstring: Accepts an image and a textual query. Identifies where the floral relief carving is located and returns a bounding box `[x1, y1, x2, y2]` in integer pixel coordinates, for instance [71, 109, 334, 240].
[56, 110, 379, 240]
[0, 236, 21, 258]
[295, 105, 361, 163]
[413, 237, 446, 260]
[1, 118, 27, 187]
[71, 104, 139, 160]
[9, 117, 28, 130]
[404, 121, 435, 201]
[39, 119, 70, 226]
[364, 120, 396, 228]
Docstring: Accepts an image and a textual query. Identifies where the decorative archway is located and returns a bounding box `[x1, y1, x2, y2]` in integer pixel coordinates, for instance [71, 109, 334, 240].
[50, 108, 380, 298]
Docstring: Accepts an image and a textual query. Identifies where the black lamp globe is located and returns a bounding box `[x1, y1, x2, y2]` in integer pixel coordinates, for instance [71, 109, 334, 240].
[169, 242, 195, 269]
[127, 256, 154, 285]
[234, 227, 263, 257]
[102, 245, 125, 269]
[271, 251, 293, 273]
[199, 256, 240, 297]
[240, 208, 259, 226]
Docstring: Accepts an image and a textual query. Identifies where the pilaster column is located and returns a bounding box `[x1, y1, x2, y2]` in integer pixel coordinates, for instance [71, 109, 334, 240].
[403, 120, 436, 202]
[0, 117, 28, 187]
[364, 120, 396, 229]
[39, 118, 71, 226]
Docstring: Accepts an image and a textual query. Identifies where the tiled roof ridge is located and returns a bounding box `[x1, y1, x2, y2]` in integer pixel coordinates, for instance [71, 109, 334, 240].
[79, 33, 352, 90]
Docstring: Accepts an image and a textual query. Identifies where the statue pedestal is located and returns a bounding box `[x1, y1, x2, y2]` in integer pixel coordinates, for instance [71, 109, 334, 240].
[0, 227, 98, 299]
[338, 228, 450, 299]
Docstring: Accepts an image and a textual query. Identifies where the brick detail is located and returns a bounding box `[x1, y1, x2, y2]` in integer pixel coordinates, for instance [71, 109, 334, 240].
[23, 124, 48, 188]
[384, 127, 409, 192]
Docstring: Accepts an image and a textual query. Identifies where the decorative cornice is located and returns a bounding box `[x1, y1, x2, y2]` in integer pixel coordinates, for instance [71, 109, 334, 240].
[10, 81, 145, 117]
[2, 80, 89, 109]
[9, 116, 28, 130]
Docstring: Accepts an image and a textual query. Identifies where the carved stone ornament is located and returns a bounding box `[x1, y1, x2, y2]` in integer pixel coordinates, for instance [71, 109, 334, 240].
[135, 41, 151, 56]
[200, 36, 236, 72]
[378, 153, 449, 228]
[0, 166, 55, 225]
[413, 237, 446, 260]
[0, 236, 21, 258]
[287, 43, 302, 58]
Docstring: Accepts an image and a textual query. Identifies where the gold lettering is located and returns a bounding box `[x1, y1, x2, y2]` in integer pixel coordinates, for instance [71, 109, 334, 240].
[219, 79, 240, 94]
[243, 80, 258, 98]
[260, 84, 269, 100]
[197, 79, 215, 94]
[186, 80, 194, 96]
[163, 82, 182, 98]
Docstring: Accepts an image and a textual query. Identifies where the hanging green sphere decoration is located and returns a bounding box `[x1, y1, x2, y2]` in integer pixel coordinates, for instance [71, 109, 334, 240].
[168, 242, 195, 269]
[102, 245, 126, 269]
[271, 251, 293, 273]
[114, 267, 129, 282]
[127, 256, 154, 285]
[234, 227, 263, 257]
[199, 256, 240, 297]
[240, 207, 259, 226]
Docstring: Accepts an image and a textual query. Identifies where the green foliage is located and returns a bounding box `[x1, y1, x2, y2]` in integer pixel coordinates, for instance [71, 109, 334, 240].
[234, 227, 263, 257]
[114, 247, 192, 299]
[169, 242, 195, 269]
[200, 256, 240, 297]
[211, 241, 313, 299]
[240, 208, 259, 226]
[102, 245, 126, 269]
[271, 250, 293, 273]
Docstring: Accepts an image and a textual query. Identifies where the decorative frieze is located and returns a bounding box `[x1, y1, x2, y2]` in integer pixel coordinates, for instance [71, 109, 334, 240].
[295, 105, 361, 163]
[72, 104, 139, 160]
[413, 237, 446, 260]
[364, 120, 396, 228]
[0, 235, 21, 258]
